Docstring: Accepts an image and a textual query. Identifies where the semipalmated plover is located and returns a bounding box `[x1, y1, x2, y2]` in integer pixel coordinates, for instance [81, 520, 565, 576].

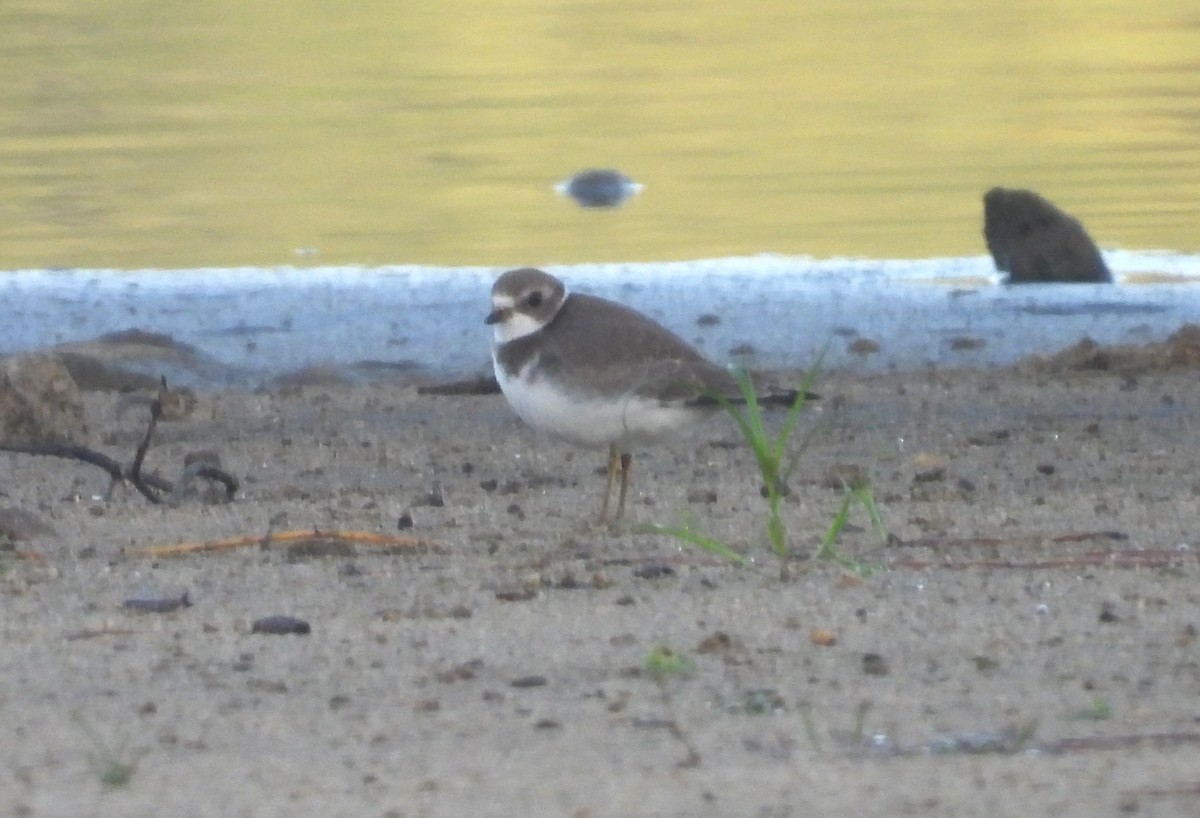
[486, 267, 798, 523]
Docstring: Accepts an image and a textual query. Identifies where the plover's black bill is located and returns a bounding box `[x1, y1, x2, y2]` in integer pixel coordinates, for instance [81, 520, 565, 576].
[555, 168, 644, 208]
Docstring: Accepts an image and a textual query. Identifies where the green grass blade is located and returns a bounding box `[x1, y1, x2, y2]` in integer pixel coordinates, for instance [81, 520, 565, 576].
[638, 522, 748, 565]
[853, 483, 888, 542]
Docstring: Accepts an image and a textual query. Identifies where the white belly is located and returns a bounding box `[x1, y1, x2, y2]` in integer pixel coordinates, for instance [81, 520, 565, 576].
[494, 357, 701, 450]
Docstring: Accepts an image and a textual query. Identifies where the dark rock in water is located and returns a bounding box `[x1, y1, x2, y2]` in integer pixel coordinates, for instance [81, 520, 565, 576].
[0, 354, 90, 444]
[555, 168, 643, 208]
[53, 328, 243, 390]
[982, 187, 1112, 284]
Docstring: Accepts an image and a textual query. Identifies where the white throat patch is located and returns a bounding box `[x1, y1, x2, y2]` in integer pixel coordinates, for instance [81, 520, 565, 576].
[493, 310, 544, 344]
[490, 287, 569, 345]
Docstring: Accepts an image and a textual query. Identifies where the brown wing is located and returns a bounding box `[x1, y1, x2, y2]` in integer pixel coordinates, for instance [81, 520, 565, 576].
[529, 293, 739, 402]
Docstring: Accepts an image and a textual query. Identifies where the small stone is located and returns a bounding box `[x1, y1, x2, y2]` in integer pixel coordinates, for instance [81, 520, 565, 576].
[912, 452, 948, 483]
[862, 652, 890, 676]
[183, 449, 221, 469]
[822, 463, 867, 491]
[123, 590, 191, 613]
[415, 486, 444, 508]
[251, 615, 311, 635]
[809, 628, 837, 647]
[495, 588, 536, 602]
[848, 338, 880, 356]
[948, 336, 986, 351]
[510, 675, 547, 689]
[633, 563, 674, 580]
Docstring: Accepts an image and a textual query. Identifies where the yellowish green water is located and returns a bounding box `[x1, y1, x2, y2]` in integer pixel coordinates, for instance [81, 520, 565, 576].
[1, 1, 1197, 269]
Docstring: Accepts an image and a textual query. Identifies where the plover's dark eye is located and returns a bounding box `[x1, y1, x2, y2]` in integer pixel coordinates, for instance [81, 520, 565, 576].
[526, 290, 543, 308]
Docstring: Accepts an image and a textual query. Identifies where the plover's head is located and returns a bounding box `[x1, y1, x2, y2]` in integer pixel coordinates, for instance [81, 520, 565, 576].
[486, 267, 568, 344]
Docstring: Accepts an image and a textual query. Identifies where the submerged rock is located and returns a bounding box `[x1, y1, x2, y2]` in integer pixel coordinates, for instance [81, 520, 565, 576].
[555, 169, 643, 208]
[982, 187, 1112, 284]
[54, 328, 241, 390]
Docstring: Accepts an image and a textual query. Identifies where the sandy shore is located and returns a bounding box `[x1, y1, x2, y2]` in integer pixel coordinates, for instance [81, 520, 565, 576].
[3, 348, 1200, 817]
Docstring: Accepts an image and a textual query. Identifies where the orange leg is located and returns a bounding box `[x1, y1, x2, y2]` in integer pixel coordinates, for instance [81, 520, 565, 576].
[598, 444, 620, 524]
[616, 452, 633, 521]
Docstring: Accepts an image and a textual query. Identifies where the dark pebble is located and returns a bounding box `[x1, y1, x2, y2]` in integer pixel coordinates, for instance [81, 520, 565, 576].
[862, 652, 890, 676]
[495, 588, 537, 602]
[510, 675, 548, 688]
[251, 615, 311, 635]
[848, 338, 881, 356]
[948, 336, 986, 351]
[123, 591, 191, 613]
[633, 563, 674, 580]
[415, 486, 444, 508]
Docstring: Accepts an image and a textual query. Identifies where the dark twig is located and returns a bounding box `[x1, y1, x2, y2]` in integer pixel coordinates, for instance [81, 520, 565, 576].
[0, 441, 173, 497]
[128, 377, 167, 503]
[167, 463, 238, 505]
[417, 375, 501, 396]
[0, 375, 238, 505]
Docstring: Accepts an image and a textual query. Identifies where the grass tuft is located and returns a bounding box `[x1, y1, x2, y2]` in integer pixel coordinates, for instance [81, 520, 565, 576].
[74, 713, 146, 789]
[649, 353, 885, 579]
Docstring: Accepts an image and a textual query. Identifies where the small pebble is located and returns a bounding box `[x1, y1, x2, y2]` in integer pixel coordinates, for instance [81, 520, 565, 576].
[809, 627, 837, 647]
[510, 675, 548, 688]
[251, 615, 311, 635]
[633, 563, 674, 580]
[862, 652, 890, 676]
[123, 591, 191, 613]
[848, 337, 881, 356]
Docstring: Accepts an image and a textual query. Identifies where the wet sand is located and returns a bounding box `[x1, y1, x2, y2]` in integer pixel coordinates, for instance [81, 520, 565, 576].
[3, 348, 1200, 817]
